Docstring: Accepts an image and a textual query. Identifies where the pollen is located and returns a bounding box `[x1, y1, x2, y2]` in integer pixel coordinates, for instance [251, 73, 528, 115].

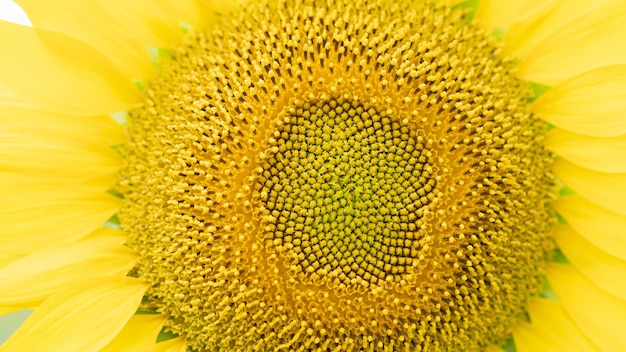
[119, 0, 555, 351]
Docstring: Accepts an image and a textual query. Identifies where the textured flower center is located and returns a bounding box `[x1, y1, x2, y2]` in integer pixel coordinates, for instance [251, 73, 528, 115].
[260, 96, 436, 288]
[119, 0, 555, 351]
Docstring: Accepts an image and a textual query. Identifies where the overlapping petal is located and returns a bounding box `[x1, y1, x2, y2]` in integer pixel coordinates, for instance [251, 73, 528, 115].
[513, 298, 599, 352]
[553, 195, 626, 260]
[516, 1, 626, 85]
[15, 0, 202, 79]
[545, 129, 626, 173]
[553, 226, 626, 301]
[0, 107, 124, 183]
[553, 160, 626, 216]
[150, 337, 187, 352]
[0, 20, 138, 115]
[0, 277, 147, 352]
[548, 264, 626, 351]
[473, 0, 553, 29]
[101, 314, 167, 352]
[503, 0, 616, 57]
[533, 65, 626, 137]
[0, 228, 137, 310]
[0, 184, 119, 255]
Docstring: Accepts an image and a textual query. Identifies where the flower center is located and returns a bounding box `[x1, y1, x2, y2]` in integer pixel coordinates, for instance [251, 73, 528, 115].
[259, 96, 436, 289]
[119, 0, 555, 351]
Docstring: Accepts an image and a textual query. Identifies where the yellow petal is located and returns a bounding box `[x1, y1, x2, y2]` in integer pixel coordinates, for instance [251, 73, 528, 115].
[0, 81, 24, 108]
[533, 65, 626, 137]
[552, 160, 626, 216]
[503, 0, 612, 57]
[0, 228, 136, 308]
[196, 0, 241, 16]
[0, 108, 123, 182]
[473, 0, 552, 30]
[517, 2, 626, 86]
[0, 252, 20, 269]
[192, 0, 242, 36]
[553, 195, 626, 261]
[545, 129, 626, 173]
[150, 337, 188, 352]
[548, 263, 626, 351]
[15, 0, 201, 79]
[101, 314, 166, 352]
[0, 185, 119, 255]
[0, 20, 138, 116]
[0, 172, 117, 194]
[0, 106, 125, 147]
[554, 226, 626, 301]
[127, 0, 203, 45]
[0, 276, 147, 352]
[513, 298, 599, 352]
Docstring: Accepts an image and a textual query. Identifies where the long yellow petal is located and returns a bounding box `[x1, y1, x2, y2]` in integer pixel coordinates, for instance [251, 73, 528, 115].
[15, 0, 201, 79]
[513, 298, 599, 352]
[554, 226, 626, 301]
[101, 314, 166, 352]
[0, 173, 117, 195]
[503, 0, 613, 57]
[0, 106, 125, 147]
[0, 228, 136, 308]
[0, 81, 24, 108]
[552, 160, 626, 216]
[150, 337, 188, 352]
[0, 185, 119, 255]
[0, 20, 138, 116]
[0, 108, 123, 183]
[0, 252, 20, 269]
[0, 276, 147, 352]
[553, 195, 626, 261]
[196, 0, 241, 22]
[517, 2, 626, 86]
[548, 264, 626, 351]
[473, 0, 552, 30]
[545, 129, 626, 173]
[533, 65, 626, 137]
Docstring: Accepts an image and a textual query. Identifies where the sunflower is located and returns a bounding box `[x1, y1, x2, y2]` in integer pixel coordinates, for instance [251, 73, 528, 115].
[1, 0, 625, 350]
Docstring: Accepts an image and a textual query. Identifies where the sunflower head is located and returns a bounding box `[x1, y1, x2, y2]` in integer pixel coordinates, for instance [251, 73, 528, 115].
[118, 0, 555, 350]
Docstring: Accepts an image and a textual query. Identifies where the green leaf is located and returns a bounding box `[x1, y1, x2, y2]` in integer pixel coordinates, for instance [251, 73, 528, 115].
[179, 21, 193, 34]
[539, 278, 559, 301]
[501, 337, 517, 352]
[107, 188, 124, 199]
[103, 214, 122, 230]
[552, 247, 571, 264]
[110, 111, 128, 126]
[452, 0, 481, 21]
[156, 327, 179, 342]
[147, 47, 174, 67]
[528, 82, 551, 102]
